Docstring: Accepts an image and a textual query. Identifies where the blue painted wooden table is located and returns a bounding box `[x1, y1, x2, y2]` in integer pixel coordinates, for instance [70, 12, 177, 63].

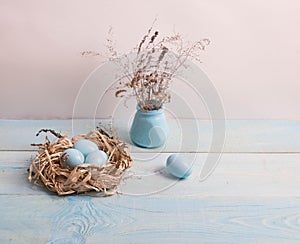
[1, 119, 300, 243]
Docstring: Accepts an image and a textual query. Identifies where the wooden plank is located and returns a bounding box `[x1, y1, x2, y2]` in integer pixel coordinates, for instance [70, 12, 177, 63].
[1, 119, 300, 153]
[1, 151, 300, 197]
[0, 195, 300, 243]
[1, 119, 300, 243]
[119, 152, 300, 198]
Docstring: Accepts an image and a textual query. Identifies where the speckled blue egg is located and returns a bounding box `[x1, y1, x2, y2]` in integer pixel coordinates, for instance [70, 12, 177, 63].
[85, 150, 108, 165]
[62, 148, 85, 168]
[73, 139, 99, 157]
[166, 154, 192, 179]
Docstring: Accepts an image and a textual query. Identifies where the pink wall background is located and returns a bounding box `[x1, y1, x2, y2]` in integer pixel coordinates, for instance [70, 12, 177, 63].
[1, 0, 299, 119]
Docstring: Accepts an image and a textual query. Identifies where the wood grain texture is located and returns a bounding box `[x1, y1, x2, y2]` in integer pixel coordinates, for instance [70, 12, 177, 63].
[0, 195, 300, 243]
[1, 119, 300, 152]
[1, 119, 300, 243]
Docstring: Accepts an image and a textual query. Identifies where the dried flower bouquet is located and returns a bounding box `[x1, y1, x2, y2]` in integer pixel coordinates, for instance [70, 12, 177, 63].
[83, 23, 210, 111]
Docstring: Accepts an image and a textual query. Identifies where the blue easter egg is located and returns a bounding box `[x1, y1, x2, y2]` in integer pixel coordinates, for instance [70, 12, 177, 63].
[73, 139, 99, 157]
[166, 154, 192, 179]
[61, 148, 85, 168]
[85, 150, 108, 166]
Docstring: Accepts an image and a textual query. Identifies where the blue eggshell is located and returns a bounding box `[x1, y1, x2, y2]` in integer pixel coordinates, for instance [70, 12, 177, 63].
[166, 154, 192, 179]
[73, 139, 99, 157]
[85, 150, 108, 166]
[62, 148, 85, 168]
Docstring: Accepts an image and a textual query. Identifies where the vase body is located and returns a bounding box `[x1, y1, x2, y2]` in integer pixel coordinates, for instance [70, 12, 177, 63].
[130, 108, 169, 148]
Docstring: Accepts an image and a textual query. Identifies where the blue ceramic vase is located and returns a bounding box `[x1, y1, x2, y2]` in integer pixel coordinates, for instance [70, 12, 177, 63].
[130, 108, 169, 148]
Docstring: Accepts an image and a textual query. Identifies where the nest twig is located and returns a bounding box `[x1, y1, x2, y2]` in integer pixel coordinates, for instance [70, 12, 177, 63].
[28, 129, 132, 196]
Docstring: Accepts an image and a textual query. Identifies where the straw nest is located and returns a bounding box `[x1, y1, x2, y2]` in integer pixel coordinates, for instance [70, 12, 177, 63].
[28, 129, 132, 196]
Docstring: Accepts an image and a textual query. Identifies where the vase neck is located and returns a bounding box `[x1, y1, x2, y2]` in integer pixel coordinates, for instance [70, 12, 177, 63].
[136, 108, 164, 115]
